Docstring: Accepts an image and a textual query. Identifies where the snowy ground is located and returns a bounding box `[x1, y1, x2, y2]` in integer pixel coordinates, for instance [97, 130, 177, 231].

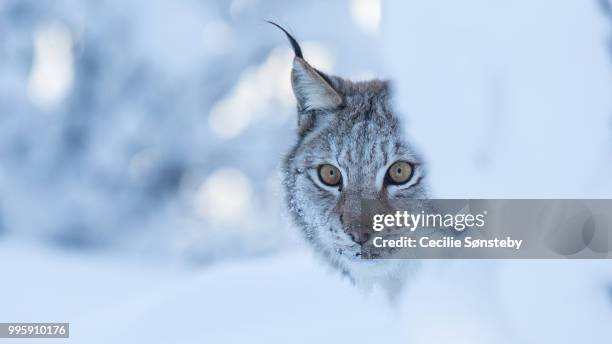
[1, 239, 611, 343]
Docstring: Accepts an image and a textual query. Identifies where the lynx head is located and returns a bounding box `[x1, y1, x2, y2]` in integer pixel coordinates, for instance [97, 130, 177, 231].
[271, 23, 428, 280]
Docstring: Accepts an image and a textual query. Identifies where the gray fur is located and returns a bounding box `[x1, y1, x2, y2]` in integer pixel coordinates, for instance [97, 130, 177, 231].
[281, 45, 429, 296]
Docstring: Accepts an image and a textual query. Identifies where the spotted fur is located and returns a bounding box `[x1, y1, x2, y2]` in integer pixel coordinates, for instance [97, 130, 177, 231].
[274, 23, 429, 296]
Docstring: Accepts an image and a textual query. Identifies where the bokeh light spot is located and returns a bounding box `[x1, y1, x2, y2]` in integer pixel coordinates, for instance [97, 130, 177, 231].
[195, 168, 253, 224]
[350, 0, 381, 34]
[27, 22, 74, 109]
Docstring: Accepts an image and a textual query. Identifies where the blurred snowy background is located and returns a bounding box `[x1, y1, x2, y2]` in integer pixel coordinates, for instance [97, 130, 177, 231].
[0, 0, 611, 343]
[0, 0, 384, 259]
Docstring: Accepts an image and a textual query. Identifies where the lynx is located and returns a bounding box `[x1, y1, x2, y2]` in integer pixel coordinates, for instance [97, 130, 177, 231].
[270, 22, 429, 297]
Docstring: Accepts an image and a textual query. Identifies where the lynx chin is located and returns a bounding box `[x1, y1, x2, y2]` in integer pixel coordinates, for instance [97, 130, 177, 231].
[270, 22, 429, 297]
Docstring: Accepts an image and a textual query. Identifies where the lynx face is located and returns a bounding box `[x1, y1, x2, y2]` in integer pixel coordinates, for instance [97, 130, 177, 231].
[272, 23, 428, 275]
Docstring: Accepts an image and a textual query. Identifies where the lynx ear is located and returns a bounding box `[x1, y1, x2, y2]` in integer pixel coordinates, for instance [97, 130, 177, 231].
[266, 21, 342, 111]
[291, 57, 342, 111]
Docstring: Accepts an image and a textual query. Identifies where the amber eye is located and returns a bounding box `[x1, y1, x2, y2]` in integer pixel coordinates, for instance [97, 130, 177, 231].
[386, 161, 413, 185]
[318, 164, 342, 187]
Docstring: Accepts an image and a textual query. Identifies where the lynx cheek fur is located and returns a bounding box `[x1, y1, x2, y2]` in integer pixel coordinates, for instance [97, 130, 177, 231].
[271, 23, 429, 296]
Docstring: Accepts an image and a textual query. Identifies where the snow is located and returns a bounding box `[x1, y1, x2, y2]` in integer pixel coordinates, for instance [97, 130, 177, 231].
[381, 0, 612, 198]
[1, 239, 611, 343]
[0, 240, 397, 343]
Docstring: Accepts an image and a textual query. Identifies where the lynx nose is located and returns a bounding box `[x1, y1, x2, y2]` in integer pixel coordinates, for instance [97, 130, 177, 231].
[337, 188, 381, 246]
[349, 231, 370, 245]
[339, 213, 370, 245]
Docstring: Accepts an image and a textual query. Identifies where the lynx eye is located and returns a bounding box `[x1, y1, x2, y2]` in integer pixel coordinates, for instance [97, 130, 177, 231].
[318, 164, 342, 187]
[386, 161, 413, 185]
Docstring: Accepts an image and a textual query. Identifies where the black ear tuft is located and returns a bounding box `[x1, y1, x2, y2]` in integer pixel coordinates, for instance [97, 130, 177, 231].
[266, 20, 303, 59]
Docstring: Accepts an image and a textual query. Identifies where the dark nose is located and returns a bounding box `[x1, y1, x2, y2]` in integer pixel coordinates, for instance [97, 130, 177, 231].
[337, 189, 379, 245]
[349, 231, 370, 245]
[340, 213, 370, 245]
